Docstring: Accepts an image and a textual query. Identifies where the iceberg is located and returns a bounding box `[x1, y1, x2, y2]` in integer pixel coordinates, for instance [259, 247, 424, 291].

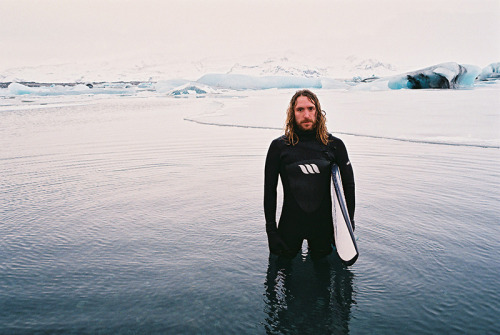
[167, 83, 218, 96]
[8, 83, 92, 95]
[387, 62, 481, 89]
[7, 82, 136, 96]
[196, 73, 322, 90]
[154, 79, 190, 93]
[320, 78, 350, 89]
[2, 59, 497, 96]
[477, 62, 500, 81]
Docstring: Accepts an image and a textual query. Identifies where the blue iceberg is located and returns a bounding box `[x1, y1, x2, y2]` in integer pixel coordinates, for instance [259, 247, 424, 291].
[477, 62, 500, 81]
[8, 83, 91, 95]
[387, 62, 481, 89]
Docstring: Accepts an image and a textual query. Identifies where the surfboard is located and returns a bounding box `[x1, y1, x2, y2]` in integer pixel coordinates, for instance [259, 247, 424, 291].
[331, 164, 359, 265]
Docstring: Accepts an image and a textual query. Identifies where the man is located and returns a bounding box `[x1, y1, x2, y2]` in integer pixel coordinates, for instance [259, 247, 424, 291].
[264, 89, 355, 259]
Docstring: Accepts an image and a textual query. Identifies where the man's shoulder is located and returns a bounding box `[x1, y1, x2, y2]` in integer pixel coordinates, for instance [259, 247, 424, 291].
[267, 135, 288, 154]
[327, 133, 347, 150]
[328, 133, 344, 144]
[270, 135, 288, 145]
[275, 134, 287, 141]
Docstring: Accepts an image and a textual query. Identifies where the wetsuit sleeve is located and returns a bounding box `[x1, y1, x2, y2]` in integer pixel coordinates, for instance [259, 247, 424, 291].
[335, 139, 356, 220]
[264, 139, 281, 228]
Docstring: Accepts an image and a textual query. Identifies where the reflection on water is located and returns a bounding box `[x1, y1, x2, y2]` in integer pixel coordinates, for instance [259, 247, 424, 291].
[264, 252, 354, 334]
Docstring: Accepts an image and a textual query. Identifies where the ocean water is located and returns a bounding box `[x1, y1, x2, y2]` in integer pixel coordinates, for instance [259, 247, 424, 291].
[1, 88, 499, 334]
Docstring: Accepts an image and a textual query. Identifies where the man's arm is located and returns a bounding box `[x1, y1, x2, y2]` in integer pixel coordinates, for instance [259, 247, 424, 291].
[263, 139, 291, 255]
[334, 139, 356, 222]
[264, 139, 280, 228]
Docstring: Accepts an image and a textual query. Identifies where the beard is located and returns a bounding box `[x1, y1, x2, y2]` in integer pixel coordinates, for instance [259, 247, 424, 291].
[295, 119, 316, 132]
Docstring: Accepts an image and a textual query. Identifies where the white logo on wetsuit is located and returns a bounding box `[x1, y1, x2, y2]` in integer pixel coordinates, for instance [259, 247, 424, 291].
[298, 164, 320, 174]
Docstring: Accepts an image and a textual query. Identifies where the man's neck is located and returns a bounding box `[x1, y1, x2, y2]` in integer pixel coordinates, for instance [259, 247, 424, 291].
[295, 127, 316, 140]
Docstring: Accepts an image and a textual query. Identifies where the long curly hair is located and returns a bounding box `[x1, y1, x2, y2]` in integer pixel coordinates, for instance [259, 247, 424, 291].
[284, 89, 329, 145]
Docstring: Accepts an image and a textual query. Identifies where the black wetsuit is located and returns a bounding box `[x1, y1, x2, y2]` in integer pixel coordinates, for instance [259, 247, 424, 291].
[264, 130, 355, 258]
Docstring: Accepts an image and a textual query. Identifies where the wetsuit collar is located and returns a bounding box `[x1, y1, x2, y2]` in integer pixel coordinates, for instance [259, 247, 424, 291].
[295, 128, 317, 141]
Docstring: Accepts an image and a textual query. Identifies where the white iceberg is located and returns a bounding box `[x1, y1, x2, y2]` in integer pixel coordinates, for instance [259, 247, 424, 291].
[196, 73, 321, 90]
[154, 79, 190, 93]
[7, 82, 136, 96]
[167, 83, 219, 96]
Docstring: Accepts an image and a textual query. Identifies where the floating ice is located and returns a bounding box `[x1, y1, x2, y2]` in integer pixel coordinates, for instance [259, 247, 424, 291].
[6, 82, 136, 96]
[320, 78, 350, 89]
[138, 82, 153, 89]
[350, 79, 393, 91]
[8, 83, 91, 95]
[167, 83, 218, 96]
[477, 62, 500, 81]
[387, 62, 480, 89]
[154, 79, 190, 93]
[196, 73, 322, 90]
[2, 60, 497, 96]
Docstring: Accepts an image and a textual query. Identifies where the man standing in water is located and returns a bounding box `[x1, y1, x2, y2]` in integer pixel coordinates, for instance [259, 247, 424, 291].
[264, 90, 355, 258]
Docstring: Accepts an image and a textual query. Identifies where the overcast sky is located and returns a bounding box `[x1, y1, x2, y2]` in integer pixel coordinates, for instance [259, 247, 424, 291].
[1, 0, 499, 70]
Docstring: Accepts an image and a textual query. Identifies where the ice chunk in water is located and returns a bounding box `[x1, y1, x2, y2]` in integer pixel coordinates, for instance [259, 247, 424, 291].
[387, 62, 480, 89]
[477, 62, 500, 81]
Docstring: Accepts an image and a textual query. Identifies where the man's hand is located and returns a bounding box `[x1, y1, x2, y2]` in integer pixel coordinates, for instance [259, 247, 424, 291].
[266, 222, 290, 255]
[267, 230, 290, 255]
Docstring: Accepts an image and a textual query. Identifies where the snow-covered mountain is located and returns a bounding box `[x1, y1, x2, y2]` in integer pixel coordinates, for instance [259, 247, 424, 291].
[0, 54, 399, 84]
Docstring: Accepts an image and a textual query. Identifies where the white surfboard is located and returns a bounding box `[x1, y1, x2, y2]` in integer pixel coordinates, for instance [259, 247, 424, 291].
[331, 164, 359, 265]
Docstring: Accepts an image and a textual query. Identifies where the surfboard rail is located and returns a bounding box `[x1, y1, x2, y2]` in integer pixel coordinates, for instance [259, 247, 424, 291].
[331, 164, 359, 265]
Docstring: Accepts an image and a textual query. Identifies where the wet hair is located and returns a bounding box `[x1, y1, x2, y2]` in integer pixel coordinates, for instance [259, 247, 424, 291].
[284, 89, 329, 145]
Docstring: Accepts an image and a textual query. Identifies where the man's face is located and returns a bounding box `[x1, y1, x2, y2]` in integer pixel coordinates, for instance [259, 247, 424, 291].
[294, 96, 317, 131]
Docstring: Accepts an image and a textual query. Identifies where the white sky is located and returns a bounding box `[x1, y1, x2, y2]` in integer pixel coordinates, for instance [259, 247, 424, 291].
[1, 0, 499, 70]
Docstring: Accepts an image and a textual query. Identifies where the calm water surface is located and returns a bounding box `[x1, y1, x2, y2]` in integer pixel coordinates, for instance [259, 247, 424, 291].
[1, 93, 499, 334]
